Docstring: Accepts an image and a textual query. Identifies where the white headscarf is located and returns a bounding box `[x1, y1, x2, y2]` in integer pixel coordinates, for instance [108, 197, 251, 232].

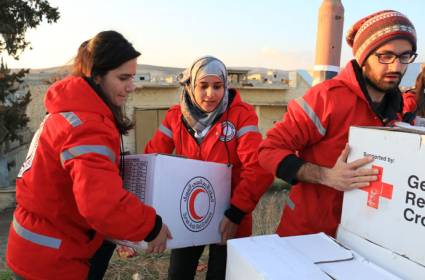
[178, 56, 229, 141]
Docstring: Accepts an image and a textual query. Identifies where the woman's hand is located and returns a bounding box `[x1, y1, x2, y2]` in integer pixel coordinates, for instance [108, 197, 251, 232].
[219, 216, 238, 245]
[146, 224, 172, 254]
[116, 245, 137, 258]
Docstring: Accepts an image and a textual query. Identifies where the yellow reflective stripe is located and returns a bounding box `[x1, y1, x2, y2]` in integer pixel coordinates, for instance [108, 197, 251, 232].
[60, 145, 115, 166]
[60, 112, 82, 127]
[295, 98, 326, 136]
[13, 217, 61, 249]
[237, 125, 260, 138]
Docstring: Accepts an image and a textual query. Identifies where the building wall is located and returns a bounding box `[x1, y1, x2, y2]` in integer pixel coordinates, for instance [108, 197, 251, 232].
[5, 83, 50, 135]
[1, 84, 49, 187]
[255, 105, 288, 136]
[4, 144, 29, 185]
[23, 73, 310, 159]
[27, 84, 49, 131]
[124, 85, 180, 154]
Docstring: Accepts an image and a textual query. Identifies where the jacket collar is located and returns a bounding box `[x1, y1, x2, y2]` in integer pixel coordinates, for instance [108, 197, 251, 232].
[335, 60, 402, 124]
[45, 76, 114, 122]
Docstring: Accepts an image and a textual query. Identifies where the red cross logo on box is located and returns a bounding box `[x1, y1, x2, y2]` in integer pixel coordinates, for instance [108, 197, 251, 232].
[360, 165, 393, 209]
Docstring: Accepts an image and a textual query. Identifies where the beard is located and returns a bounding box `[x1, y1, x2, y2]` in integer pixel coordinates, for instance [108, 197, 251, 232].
[363, 63, 404, 93]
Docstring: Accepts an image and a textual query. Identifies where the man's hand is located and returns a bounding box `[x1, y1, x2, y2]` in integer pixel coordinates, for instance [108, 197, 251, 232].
[146, 224, 172, 254]
[219, 216, 238, 245]
[320, 143, 378, 191]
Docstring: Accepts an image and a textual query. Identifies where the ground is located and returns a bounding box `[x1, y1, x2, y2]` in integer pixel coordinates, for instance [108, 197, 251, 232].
[0, 208, 13, 279]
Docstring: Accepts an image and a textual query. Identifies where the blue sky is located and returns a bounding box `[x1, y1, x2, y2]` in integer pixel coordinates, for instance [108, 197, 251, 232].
[3, 0, 425, 70]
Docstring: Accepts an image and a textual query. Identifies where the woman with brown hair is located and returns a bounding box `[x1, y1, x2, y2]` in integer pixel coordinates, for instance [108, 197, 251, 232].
[403, 66, 425, 124]
[6, 30, 171, 280]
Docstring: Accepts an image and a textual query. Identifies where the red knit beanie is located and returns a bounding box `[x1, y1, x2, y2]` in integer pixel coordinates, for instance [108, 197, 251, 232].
[346, 10, 416, 66]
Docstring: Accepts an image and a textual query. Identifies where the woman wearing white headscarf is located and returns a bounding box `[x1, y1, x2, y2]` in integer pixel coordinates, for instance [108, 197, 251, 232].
[145, 56, 273, 279]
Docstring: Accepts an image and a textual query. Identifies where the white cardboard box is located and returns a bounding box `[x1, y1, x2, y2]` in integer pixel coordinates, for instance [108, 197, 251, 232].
[226, 233, 400, 280]
[340, 126, 425, 278]
[117, 154, 231, 249]
[337, 225, 425, 280]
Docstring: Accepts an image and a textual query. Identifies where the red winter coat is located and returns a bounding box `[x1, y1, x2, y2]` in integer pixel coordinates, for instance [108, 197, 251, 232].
[7, 76, 157, 280]
[402, 89, 417, 114]
[145, 90, 274, 237]
[259, 60, 407, 237]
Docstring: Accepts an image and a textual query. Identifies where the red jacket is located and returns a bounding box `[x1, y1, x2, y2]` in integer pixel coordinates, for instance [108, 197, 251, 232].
[145, 90, 273, 237]
[402, 89, 417, 114]
[7, 76, 157, 280]
[259, 61, 406, 237]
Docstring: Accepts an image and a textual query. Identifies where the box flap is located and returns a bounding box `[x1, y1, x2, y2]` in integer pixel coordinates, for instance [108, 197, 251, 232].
[394, 122, 425, 135]
[337, 224, 425, 280]
[284, 232, 353, 263]
[226, 233, 400, 280]
[155, 153, 232, 169]
[227, 235, 331, 280]
[317, 252, 401, 280]
[352, 124, 425, 135]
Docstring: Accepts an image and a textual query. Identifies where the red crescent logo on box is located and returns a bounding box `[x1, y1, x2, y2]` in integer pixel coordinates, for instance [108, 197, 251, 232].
[360, 165, 394, 209]
[189, 188, 205, 221]
[180, 176, 216, 232]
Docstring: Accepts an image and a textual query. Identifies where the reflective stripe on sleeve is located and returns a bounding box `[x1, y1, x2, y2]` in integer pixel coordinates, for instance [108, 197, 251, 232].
[60, 145, 116, 166]
[13, 217, 62, 249]
[295, 98, 326, 136]
[237, 125, 260, 138]
[60, 112, 82, 127]
[159, 124, 173, 139]
[285, 196, 295, 210]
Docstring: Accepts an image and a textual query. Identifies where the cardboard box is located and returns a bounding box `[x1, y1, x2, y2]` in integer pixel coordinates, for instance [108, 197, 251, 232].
[339, 126, 425, 278]
[117, 154, 231, 249]
[226, 233, 400, 280]
[338, 225, 425, 280]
